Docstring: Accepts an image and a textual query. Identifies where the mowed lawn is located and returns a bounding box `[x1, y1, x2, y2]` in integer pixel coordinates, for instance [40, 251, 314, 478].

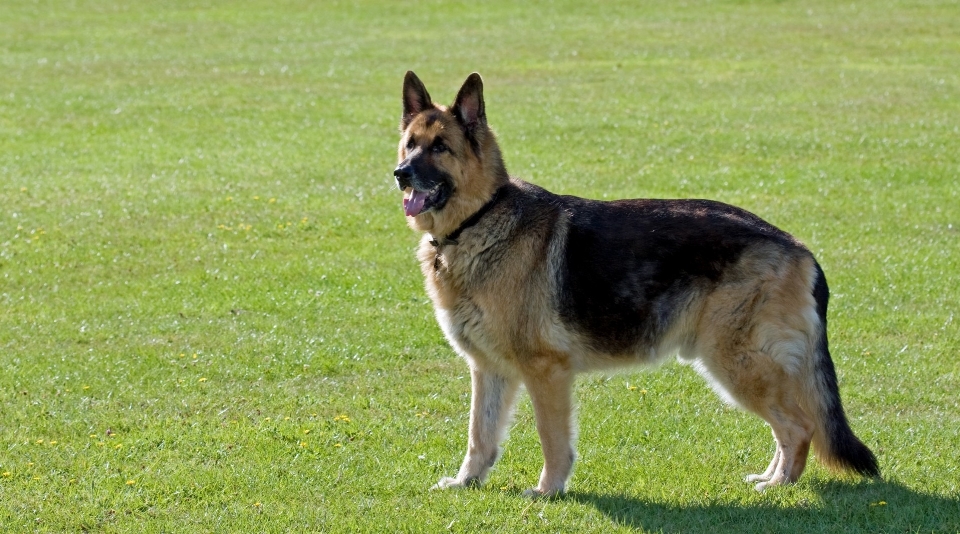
[1, 0, 958, 531]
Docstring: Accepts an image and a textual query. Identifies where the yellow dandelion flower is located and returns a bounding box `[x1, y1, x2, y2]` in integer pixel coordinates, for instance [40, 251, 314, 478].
[49, 441, 57, 445]
[82, 385, 90, 390]
[253, 195, 260, 200]
[334, 443, 342, 448]
[269, 198, 276, 204]
[126, 480, 136, 486]
[199, 377, 208, 383]
[114, 444, 123, 449]
[303, 429, 311, 434]
[2, 472, 11, 477]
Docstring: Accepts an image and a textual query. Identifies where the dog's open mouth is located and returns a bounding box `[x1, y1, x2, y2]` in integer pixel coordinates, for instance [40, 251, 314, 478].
[403, 183, 448, 217]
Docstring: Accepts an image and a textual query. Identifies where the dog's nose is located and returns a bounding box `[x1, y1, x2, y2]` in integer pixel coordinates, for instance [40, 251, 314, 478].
[394, 164, 413, 190]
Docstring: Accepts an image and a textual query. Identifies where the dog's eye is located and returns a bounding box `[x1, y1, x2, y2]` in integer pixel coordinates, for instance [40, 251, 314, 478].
[431, 141, 447, 154]
[406, 137, 416, 150]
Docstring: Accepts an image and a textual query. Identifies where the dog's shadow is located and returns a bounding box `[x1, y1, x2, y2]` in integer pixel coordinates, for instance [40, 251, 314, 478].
[567, 479, 960, 533]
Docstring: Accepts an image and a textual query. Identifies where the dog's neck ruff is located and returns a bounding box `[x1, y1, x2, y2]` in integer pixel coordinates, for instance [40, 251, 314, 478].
[429, 186, 506, 248]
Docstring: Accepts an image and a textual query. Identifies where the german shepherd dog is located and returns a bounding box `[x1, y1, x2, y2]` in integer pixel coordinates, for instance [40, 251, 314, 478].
[394, 71, 879, 496]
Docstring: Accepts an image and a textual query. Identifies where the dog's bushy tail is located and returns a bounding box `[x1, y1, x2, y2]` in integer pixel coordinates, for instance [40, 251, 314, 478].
[808, 261, 880, 478]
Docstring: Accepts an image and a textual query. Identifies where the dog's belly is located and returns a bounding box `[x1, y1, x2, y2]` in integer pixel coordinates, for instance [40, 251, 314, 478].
[435, 289, 695, 376]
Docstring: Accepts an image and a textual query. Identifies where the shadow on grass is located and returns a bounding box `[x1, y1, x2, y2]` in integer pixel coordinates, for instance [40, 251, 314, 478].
[568, 480, 960, 533]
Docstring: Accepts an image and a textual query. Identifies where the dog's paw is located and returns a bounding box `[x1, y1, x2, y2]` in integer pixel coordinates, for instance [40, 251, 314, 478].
[431, 476, 479, 490]
[522, 486, 563, 499]
[752, 475, 788, 492]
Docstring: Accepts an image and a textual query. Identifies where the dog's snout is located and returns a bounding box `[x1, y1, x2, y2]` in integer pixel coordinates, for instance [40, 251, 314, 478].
[394, 163, 413, 190]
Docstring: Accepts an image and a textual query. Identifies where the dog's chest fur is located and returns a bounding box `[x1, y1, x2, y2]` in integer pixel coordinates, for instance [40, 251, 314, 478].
[415, 199, 558, 367]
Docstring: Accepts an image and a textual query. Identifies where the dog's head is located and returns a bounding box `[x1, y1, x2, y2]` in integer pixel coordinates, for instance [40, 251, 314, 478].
[395, 71, 507, 236]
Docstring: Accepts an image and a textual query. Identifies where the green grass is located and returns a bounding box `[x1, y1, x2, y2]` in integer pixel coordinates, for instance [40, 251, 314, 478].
[1, 0, 958, 531]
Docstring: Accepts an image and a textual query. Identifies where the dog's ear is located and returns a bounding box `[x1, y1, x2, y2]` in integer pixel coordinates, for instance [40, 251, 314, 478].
[452, 72, 485, 133]
[401, 71, 432, 130]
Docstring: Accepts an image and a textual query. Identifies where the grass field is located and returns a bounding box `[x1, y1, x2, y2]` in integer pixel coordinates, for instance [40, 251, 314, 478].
[2, 0, 959, 531]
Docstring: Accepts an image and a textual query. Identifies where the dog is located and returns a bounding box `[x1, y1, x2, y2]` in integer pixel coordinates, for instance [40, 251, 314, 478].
[393, 71, 879, 496]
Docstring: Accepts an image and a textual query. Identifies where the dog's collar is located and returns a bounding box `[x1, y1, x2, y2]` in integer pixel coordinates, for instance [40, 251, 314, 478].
[429, 186, 506, 248]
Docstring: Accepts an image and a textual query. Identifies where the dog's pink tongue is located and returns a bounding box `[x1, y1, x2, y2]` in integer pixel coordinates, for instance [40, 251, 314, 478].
[403, 190, 428, 217]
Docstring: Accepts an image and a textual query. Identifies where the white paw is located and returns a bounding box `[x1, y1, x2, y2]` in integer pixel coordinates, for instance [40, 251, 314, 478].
[431, 476, 479, 490]
[753, 476, 786, 492]
[522, 486, 563, 499]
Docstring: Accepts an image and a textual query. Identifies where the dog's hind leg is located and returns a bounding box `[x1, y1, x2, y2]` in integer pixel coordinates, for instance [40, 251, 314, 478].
[434, 366, 520, 490]
[746, 399, 814, 490]
[694, 349, 815, 490]
[522, 357, 576, 497]
[747, 406, 814, 491]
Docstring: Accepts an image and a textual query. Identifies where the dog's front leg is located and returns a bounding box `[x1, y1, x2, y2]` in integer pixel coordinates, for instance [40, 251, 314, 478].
[433, 367, 519, 490]
[523, 361, 575, 497]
